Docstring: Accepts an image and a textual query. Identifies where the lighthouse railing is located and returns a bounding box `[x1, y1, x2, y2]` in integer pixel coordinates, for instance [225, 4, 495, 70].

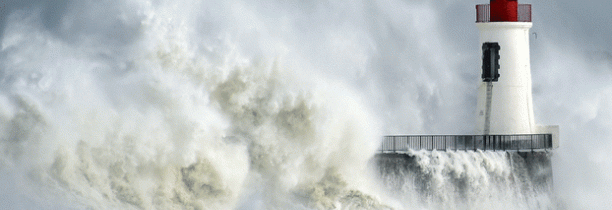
[476, 4, 490, 23]
[517, 4, 532, 22]
[379, 134, 552, 153]
[476, 4, 532, 23]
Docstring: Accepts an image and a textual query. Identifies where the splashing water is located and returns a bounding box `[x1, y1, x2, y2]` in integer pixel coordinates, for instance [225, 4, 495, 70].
[1, 0, 611, 209]
[376, 150, 557, 209]
[0, 1, 384, 209]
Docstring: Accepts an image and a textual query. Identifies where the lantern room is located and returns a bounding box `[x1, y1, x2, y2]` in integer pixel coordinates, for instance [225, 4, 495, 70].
[476, 0, 532, 23]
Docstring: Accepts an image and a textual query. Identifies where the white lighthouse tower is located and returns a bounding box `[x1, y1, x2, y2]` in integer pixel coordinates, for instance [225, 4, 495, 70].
[475, 0, 558, 147]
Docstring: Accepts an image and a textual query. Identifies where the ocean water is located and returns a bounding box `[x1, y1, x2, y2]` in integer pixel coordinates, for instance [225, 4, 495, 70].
[1, 0, 611, 209]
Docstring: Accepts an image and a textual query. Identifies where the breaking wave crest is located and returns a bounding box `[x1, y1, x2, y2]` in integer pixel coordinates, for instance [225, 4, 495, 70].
[0, 1, 384, 209]
[0, 1, 568, 209]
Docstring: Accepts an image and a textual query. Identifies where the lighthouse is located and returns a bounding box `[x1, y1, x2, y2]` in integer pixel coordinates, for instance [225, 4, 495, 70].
[376, 0, 558, 198]
[378, 0, 558, 153]
[475, 0, 557, 142]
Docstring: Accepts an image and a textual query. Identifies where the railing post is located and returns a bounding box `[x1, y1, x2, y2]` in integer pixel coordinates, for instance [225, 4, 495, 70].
[392, 136, 395, 153]
[455, 136, 458, 152]
[431, 136, 434, 151]
[493, 135, 496, 151]
[549, 134, 552, 149]
[419, 136, 422, 151]
[531, 134, 533, 152]
[444, 136, 447, 151]
[484, 135, 487, 151]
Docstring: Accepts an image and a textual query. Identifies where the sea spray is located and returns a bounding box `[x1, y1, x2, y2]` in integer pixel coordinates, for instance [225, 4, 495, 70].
[376, 150, 556, 210]
[0, 0, 386, 209]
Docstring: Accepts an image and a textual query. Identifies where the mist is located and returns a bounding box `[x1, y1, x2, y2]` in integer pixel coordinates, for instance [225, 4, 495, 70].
[0, 0, 611, 209]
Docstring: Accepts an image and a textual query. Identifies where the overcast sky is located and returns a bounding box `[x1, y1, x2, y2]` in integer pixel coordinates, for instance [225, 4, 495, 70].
[1, 0, 612, 209]
[0, 0, 610, 54]
[555, 0, 612, 51]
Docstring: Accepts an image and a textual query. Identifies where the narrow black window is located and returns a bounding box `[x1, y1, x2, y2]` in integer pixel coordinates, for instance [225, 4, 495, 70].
[482, 42, 501, 82]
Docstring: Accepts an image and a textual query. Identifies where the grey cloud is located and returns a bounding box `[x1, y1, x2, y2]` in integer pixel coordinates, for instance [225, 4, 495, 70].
[1, 0, 143, 47]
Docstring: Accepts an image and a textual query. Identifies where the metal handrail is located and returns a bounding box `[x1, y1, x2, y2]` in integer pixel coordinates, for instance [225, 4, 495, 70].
[517, 4, 532, 22]
[379, 134, 552, 153]
[476, 4, 532, 23]
[476, 4, 490, 23]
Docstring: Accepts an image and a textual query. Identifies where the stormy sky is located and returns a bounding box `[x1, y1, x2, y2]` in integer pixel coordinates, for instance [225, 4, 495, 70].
[1, 0, 612, 209]
[0, 0, 609, 51]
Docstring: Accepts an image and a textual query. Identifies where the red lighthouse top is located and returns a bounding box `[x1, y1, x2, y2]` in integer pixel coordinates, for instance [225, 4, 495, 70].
[491, 0, 517, 21]
[476, 0, 531, 23]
